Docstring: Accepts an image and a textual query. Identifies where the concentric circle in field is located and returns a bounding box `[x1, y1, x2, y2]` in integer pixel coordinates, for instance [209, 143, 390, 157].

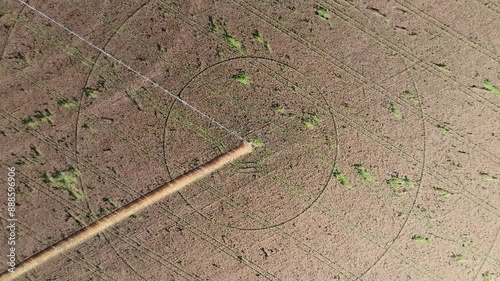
[163, 57, 338, 230]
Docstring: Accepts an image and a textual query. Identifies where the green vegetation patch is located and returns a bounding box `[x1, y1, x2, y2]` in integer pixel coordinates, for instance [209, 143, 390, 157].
[482, 80, 500, 97]
[451, 253, 464, 262]
[249, 137, 263, 148]
[433, 63, 449, 72]
[389, 103, 400, 117]
[436, 123, 451, 135]
[34, 109, 54, 124]
[58, 98, 77, 109]
[223, 31, 242, 50]
[271, 103, 288, 115]
[333, 170, 350, 188]
[411, 235, 431, 245]
[387, 175, 413, 192]
[402, 91, 419, 104]
[301, 113, 321, 129]
[233, 70, 249, 85]
[480, 172, 497, 181]
[209, 16, 218, 32]
[83, 87, 97, 98]
[315, 6, 331, 20]
[252, 30, 270, 50]
[482, 271, 495, 281]
[22, 117, 37, 127]
[353, 164, 373, 182]
[43, 167, 84, 200]
[30, 145, 42, 157]
[433, 187, 452, 197]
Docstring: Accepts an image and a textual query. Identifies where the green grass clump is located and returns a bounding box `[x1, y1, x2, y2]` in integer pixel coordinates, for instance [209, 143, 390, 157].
[233, 71, 249, 85]
[451, 254, 464, 262]
[30, 145, 42, 157]
[310, 113, 320, 123]
[14, 52, 30, 65]
[250, 137, 263, 148]
[483, 80, 500, 97]
[433, 63, 449, 72]
[436, 123, 450, 135]
[252, 30, 270, 50]
[353, 164, 373, 182]
[402, 91, 419, 104]
[223, 31, 242, 50]
[480, 172, 497, 181]
[482, 271, 495, 281]
[83, 87, 97, 98]
[411, 235, 431, 245]
[209, 16, 218, 32]
[333, 170, 350, 188]
[22, 118, 37, 127]
[389, 103, 400, 117]
[34, 109, 54, 124]
[434, 187, 452, 197]
[341, 102, 359, 116]
[303, 120, 315, 129]
[301, 113, 321, 129]
[387, 175, 413, 192]
[58, 98, 77, 109]
[271, 103, 288, 115]
[315, 6, 331, 20]
[43, 167, 84, 200]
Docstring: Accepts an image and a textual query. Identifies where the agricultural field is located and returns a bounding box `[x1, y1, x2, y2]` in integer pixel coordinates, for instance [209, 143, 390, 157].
[0, 0, 499, 280]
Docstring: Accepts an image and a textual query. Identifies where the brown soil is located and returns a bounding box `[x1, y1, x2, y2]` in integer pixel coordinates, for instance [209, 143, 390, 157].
[0, 0, 499, 280]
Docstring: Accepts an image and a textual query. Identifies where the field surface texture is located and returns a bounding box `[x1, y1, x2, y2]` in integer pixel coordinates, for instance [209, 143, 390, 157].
[0, 0, 499, 280]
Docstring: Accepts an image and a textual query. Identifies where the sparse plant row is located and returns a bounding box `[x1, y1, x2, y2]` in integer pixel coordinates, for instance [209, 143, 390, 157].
[9, 49, 331, 181]
[22, 109, 54, 127]
[238, 0, 500, 176]
[4, 2, 172, 69]
[2, 17, 241, 156]
[6, 4, 500, 278]
[292, 138, 458, 200]
[270, 173, 443, 279]
[4, 8, 200, 109]
[317, 0, 500, 109]
[209, 15, 271, 52]
[0, 162, 218, 281]
[271, 160, 500, 273]
[5, 79, 494, 280]
[481, 80, 500, 97]
[8, 119, 276, 279]
[7, 5, 279, 147]
[29, 0, 271, 63]
[6, 66, 236, 195]
[10, 110, 492, 278]
[9, 144, 45, 167]
[211, 19, 495, 192]
[4, 12, 97, 67]
[37, 77, 498, 272]
[228, 66, 498, 191]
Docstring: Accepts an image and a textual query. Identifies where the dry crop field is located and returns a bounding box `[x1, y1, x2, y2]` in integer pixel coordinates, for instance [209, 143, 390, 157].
[0, 0, 499, 280]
